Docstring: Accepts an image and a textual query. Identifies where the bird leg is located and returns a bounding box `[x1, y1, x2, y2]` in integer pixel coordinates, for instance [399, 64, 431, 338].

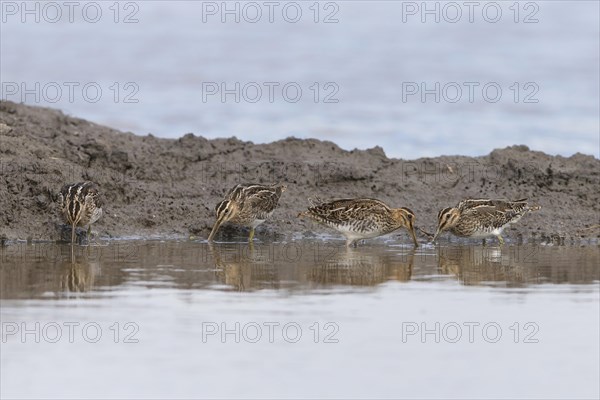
[248, 228, 255, 243]
[496, 235, 505, 246]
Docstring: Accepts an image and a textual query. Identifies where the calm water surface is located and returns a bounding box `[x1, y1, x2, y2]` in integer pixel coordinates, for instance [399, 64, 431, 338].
[1, 240, 599, 399]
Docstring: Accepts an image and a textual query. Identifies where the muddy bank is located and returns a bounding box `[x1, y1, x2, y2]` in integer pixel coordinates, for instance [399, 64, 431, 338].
[0, 100, 598, 243]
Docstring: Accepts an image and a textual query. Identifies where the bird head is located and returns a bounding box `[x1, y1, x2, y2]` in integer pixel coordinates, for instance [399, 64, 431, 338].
[208, 200, 240, 241]
[392, 207, 419, 248]
[432, 207, 461, 242]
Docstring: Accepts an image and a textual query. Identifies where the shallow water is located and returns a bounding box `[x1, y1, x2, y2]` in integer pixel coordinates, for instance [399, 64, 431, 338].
[1, 240, 599, 399]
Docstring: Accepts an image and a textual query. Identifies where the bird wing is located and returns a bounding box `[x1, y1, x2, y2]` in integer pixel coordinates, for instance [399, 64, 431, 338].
[457, 199, 497, 211]
[84, 183, 103, 208]
[458, 198, 528, 214]
[462, 205, 517, 228]
[224, 184, 247, 201]
[307, 198, 390, 223]
[241, 185, 284, 219]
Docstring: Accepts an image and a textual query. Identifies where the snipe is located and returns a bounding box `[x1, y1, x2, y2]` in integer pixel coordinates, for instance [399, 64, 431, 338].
[299, 197, 419, 248]
[58, 181, 103, 245]
[432, 198, 541, 245]
[208, 183, 286, 242]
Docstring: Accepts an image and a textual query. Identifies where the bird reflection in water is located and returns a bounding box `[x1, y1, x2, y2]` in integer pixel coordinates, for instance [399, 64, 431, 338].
[208, 242, 279, 292]
[59, 260, 97, 293]
[437, 245, 529, 287]
[309, 246, 415, 286]
[58, 243, 99, 293]
[207, 242, 415, 291]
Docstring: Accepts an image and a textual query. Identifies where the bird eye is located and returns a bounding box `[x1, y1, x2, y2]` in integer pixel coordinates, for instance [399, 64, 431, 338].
[444, 215, 450, 220]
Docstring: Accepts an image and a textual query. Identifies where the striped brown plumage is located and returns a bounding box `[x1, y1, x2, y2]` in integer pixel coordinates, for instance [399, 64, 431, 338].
[208, 183, 286, 242]
[299, 198, 419, 248]
[58, 181, 103, 245]
[432, 198, 541, 245]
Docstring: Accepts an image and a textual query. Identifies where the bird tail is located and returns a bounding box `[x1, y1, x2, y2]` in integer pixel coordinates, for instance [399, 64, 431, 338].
[514, 198, 541, 212]
[297, 211, 309, 219]
[272, 182, 287, 192]
[308, 196, 324, 207]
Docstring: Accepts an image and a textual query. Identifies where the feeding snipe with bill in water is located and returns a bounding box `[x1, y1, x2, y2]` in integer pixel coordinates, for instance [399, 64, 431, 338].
[58, 181, 103, 245]
[432, 198, 541, 245]
[298, 198, 419, 248]
[208, 183, 287, 242]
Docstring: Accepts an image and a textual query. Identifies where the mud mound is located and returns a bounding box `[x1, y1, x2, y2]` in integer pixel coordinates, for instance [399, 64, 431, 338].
[0, 101, 598, 243]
